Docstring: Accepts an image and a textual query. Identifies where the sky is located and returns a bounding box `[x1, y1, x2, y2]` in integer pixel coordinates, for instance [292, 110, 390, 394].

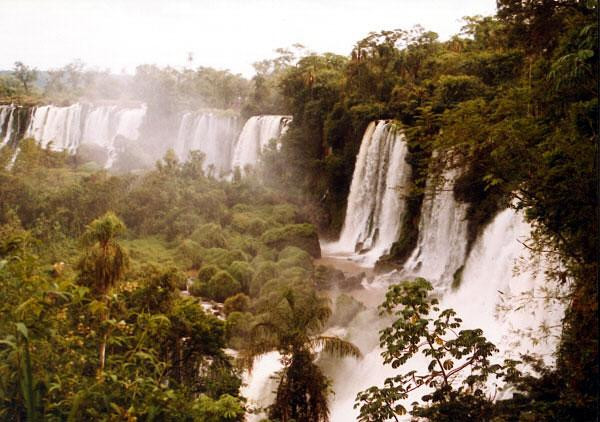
[0, 0, 497, 78]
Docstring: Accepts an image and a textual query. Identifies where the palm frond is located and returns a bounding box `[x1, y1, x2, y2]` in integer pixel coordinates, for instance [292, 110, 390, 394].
[311, 336, 362, 359]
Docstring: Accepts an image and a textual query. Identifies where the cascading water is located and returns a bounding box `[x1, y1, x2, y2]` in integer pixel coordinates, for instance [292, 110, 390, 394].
[231, 115, 292, 172]
[402, 165, 469, 288]
[323, 120, 411, 266]
[1, 104, 29, 149]
[241, 352, 283, 421]
[174, 111, 240, 176]
[24, 103, 147, 167]
[323, 208, 564, 421]
[445, 208, 565, 360]
[26, 104, 84, 152]
[244, 119, 565, 420]
[0, 105, 16, 148]
[4, 105, 286, 175]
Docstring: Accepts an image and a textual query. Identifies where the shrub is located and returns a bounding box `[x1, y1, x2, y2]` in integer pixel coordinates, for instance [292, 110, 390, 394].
[261, 223, 321, 257]
[223, 293, 251, 316]
[190, 223, 227, 248]
[231, 212, 267, 236]
[201, 248, 249, 269]
[189, 279, 207, 297]
[225, 311, 253, 349]
[176, 239, 203, 269]
[198, 264, 219, 283]
[277, 246, 313, 271]
[206, 270, 241, 302]
[228, 261, 255, 293]
[250, 261, 279, 297]
[272, 204, 297, 224]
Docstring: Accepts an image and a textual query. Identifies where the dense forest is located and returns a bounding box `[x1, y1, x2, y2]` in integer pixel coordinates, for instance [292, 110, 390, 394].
[0, 0, 597, 421]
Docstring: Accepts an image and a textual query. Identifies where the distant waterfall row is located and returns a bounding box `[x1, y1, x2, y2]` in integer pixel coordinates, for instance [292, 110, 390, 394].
[1, 103, 146, 168]
[232, 115, 292, 172]
[0, 103, 290, 174]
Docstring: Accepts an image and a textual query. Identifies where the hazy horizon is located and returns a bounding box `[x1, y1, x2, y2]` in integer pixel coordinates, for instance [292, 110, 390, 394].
[1, 0, 496, 78]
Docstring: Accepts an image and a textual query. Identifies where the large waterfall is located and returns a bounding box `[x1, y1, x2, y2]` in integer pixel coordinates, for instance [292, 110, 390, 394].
[245, 119, 566, 421]
[323, 120, 411, 266]
[402, 165, 469, 287]
[174, 111, 240, 176]
[231, 115, 291, 172]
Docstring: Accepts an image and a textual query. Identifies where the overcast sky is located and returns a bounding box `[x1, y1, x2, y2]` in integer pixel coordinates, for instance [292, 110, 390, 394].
[0, 0, 497, 77]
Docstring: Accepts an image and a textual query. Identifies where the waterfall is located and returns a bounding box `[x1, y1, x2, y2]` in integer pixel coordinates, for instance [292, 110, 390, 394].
[22, 103, 147, 167]
[324, 120, 411, 266]
[26, 104, 85, 152]
[403, 165, 469, 287]
[241, 352, 284, 421]
[174, 111, 240, 176]
[231, 115, 291, 173]
[0, 105, 16, 148]
[445, 208, 565, 359]
[5, 105, 291, 175]
[245, 122, 565, 419]
[1, 104, 29, 149]
[322, 208, 565, 421]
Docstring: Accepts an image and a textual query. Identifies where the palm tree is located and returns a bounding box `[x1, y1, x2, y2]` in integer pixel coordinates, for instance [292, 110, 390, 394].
[76, 212, 128, 373]
[242, 285, 361, 422]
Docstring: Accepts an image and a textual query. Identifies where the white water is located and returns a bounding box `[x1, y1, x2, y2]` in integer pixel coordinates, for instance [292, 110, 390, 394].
[174, 111, 239, 176]
[245, 120, 565, 420]
[231, 115, 292, 173]
[241, 352, 284, 421]
[323, 208, 565, 421]
[0, 105, 16, 148]
[446, 209, 564, 359]
[323, 120, 411, 266]
[23, 103, 147, 167]
[4, 106, 287, 174]
[403, 166, 469, 288]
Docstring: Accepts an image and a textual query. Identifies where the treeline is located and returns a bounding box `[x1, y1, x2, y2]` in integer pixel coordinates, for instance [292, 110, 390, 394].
[0, 60, 252, 112]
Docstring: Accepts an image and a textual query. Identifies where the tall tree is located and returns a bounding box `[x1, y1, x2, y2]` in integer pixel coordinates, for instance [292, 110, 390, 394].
[12, 61, 37, 94]
[76, 212, 128, 373]
[242, 286, 361, 421]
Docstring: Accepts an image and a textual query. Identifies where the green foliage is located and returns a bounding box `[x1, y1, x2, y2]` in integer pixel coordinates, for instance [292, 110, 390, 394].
[241, 286, 361, 421]
[261, 223, 321, 257]
[13, 61, 38, 94]
[194, 394, 245, 422]
[277, 246, 314, 271]
[76, 212, 128, 296]
[355, 278, 517, 420]
[223, 293, 251, 316]
[249, 261, 279, 297]
[174, 238, 203, 269]
[204, 270, 242, 303]
[202, 248, 249, 269]
[231, 212, 268, 236]
[227, 261, 255, 293]
[190, 223, 227, 248]
[198, 264, 220, 283]
[1, 3, 597, 419]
